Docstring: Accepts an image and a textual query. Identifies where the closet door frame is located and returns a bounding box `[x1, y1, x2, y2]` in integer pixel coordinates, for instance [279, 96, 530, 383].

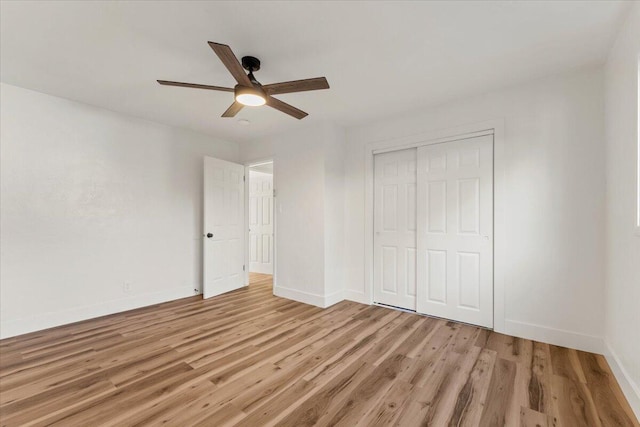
[362, 119, 506, 333]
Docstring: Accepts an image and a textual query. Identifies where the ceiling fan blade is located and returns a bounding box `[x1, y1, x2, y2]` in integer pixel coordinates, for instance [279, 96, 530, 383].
[157, 80, 234, 92]
[266, 96, 308, 120]
[207, 42, 252, 87]
[221, 101, 244, 118]
[263, 77, 330, 95]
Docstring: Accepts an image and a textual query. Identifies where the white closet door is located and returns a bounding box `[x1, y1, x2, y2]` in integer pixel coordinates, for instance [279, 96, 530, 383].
[373, 148, 417, 310]
[249, 171, 274, 274]
[203, 156, 245, 299]
[416, 135, 493, 328]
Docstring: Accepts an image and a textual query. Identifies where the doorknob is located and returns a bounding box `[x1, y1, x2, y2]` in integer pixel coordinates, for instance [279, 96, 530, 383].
[206, 233, 213, 238]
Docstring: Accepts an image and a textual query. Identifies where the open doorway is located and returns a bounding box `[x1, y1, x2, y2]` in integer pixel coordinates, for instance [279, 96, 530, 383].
[246, 161, 275, 288]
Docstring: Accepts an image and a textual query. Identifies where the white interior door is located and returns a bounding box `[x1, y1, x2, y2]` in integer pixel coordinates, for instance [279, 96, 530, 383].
[249, 171, 274, 274]
[203, 156, 245, 299]
[416, 135, 493, 328]
[373, 148, 417, 310]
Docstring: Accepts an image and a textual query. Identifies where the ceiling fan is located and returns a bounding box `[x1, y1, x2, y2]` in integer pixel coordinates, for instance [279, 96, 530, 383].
[158, 42, 329, 120]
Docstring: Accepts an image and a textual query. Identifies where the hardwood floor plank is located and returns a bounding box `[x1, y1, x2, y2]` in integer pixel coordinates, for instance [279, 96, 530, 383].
[302, 312, 407, 385]
[0, 273, 636, 427]
[230, 323, 371, 413]
[484, 331, 532, 366]
[551, 374, 601, 427]
[0, 349, 100, 394]
[448, 348, 497, 426]
[549, 345, 588, 384]
[273, 360, 376, 427]
[0, 380, 116, 426]
[528, 341, 560, 425]
[452, 324, 482, 355]
[188, 362, 283, 415]
[205, 313, 361, 387]
[323, 353, 412, 426]
[190, 402, 246, 427]
[235, 378, 316, 426]
[119, 380, 219, 427]
[577, 352, 639, 427]
[478, 357, 517, 426]
[38, 363, 200, 426]
[357, 380, 413, 426]
[363, 315, 425, 366]
[520, 406, 551, 427]
[399, 321, 458, 387]
[422, 345, 482, 426]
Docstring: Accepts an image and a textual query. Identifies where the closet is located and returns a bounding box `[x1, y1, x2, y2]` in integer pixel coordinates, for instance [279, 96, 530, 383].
[373, 134, 494, 328]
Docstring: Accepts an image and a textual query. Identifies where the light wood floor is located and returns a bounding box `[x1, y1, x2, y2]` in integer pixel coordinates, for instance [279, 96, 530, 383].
[0, 273, 637, 426]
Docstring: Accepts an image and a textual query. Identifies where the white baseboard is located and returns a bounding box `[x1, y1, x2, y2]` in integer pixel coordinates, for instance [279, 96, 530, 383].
[503, 319, 603, 354]
[274, 285, 325, 307]
[273, 286, 343, 308]
[249, 266, 273, 275]
[324, 290, 344, 307]
[344, 289, 368, 304]
[0, 286, 194, 339]
[604, 341, 640, 419]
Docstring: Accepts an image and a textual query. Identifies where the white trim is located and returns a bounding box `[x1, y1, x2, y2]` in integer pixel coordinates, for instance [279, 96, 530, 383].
[635, 56, 639, 237]
[0, 286, 194, 339]
[503, 319, 603, 354]
[345, 290, 368, 304]
[324, 290, 345, 308]
[249, 160, 274, 168]
[363, 121, 500, 148]
[493, 122, 507, 332]
[274, 285, 342, 308]
[372, 129, 494, 154]
[249, 265, 273, 275]
[364, 119, 507, 333]
[604, 341, 640, 419]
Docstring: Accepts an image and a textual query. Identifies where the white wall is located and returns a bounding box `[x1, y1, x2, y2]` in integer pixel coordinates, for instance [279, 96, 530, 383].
[0, 83, 240, 338]
[344, 67, 607, 352]
[276, 132, 326, 298]
[604, 2, 640, 415]
[240, 123, 344, 307]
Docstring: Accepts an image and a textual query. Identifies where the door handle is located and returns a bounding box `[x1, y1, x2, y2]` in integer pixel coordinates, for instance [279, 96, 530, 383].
[206, 233, 213, 238]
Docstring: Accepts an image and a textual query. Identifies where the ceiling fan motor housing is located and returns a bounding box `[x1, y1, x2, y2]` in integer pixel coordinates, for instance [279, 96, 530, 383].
[241, 56, 261, 72]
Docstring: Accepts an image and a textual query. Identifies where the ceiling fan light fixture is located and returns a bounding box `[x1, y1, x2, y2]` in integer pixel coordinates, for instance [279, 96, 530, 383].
[158, 42, 328, 119]
[235, 85, 266, 106]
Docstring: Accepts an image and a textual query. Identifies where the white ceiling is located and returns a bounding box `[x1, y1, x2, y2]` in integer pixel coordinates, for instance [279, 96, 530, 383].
[0, 1, 630, 143]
